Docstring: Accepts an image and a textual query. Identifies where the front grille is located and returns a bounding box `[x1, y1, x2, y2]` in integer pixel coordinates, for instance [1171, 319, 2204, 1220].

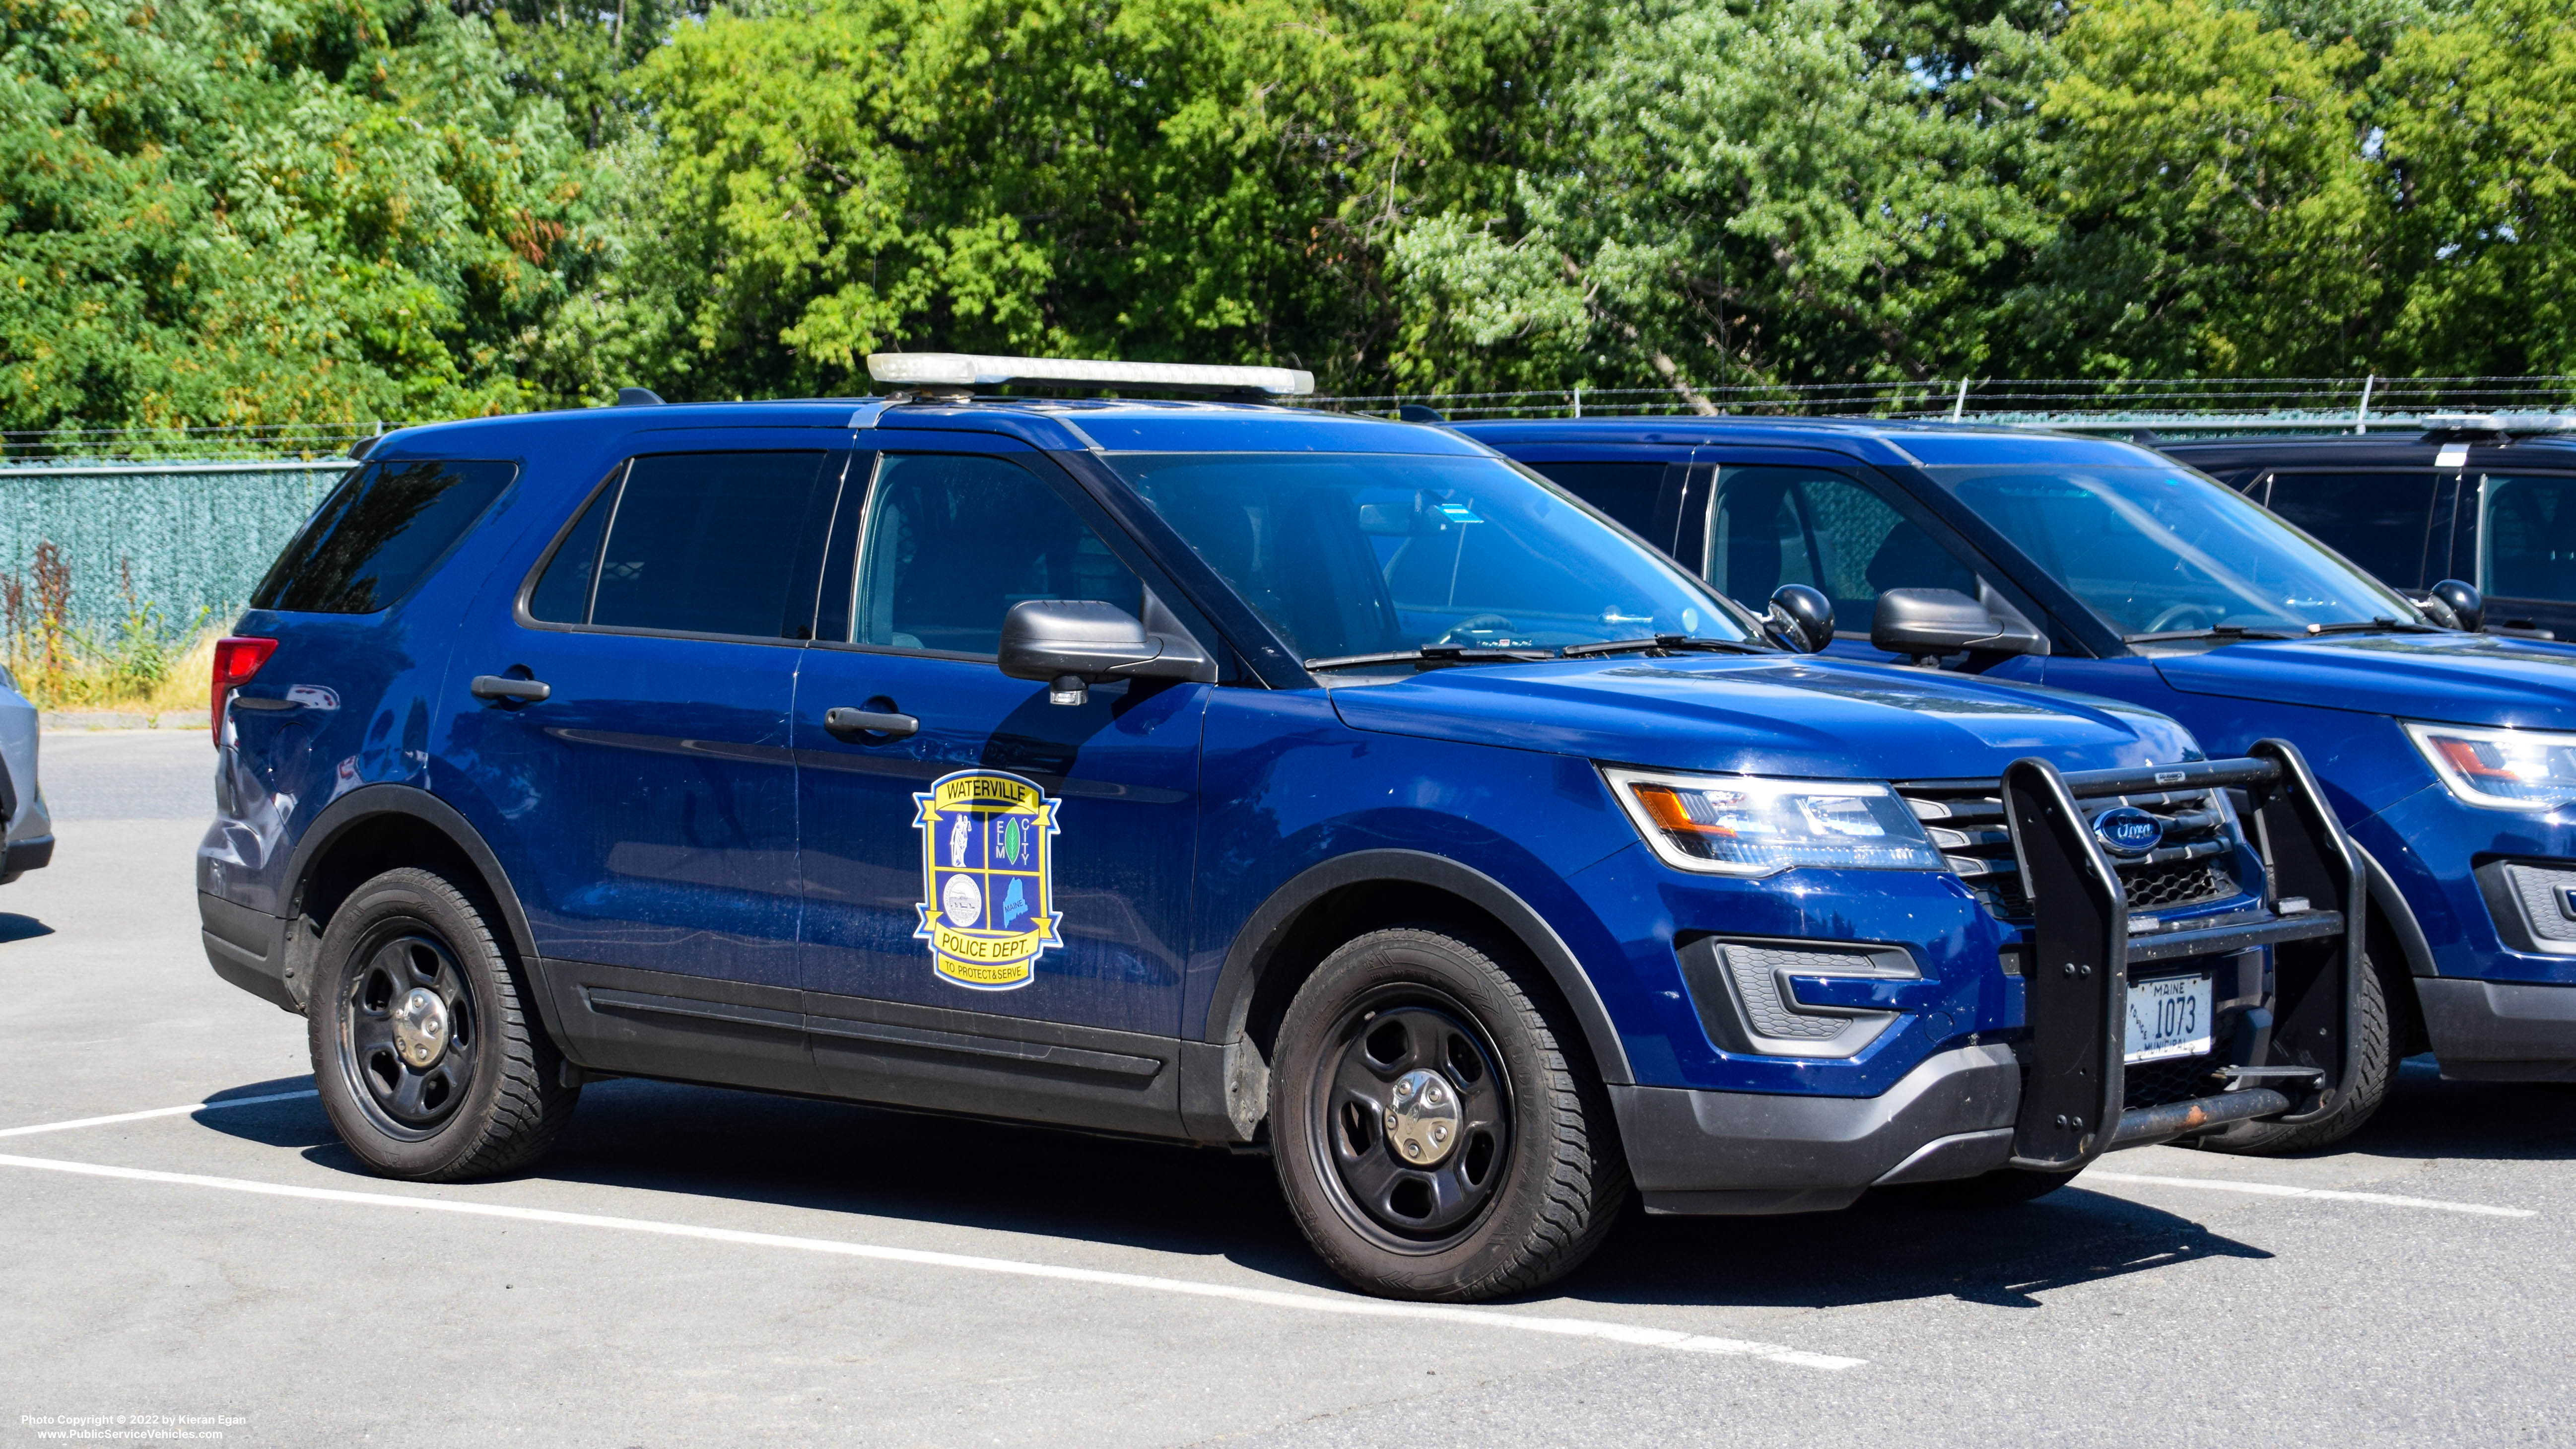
[1897, 778, 2246, 924]
[2124, 858, 2236, 912]
[2125, 1050, 2226, 1110]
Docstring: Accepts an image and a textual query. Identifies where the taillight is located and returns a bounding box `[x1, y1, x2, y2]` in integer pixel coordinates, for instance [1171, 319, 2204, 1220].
[211, 636, 279, 744]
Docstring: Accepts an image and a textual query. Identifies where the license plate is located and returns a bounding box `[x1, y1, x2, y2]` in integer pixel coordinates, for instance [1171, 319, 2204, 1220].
[2125, 974, 2214, 1063]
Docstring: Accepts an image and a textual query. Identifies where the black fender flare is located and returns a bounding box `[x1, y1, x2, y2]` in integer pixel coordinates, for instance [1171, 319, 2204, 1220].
[1201, 848, 1634, 1086]
[284, 784, 560, 1039]
[2349, 839, 2437, 979]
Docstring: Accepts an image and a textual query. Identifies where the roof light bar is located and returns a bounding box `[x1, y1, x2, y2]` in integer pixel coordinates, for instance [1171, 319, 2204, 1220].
[2422, 412, 2576, 436]
[866, 353, 1314, 398]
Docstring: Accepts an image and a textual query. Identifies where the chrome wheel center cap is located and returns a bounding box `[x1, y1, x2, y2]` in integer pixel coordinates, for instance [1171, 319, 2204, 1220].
[1383, 1068, 1462, 1166]
[391, 988, 450, 1069]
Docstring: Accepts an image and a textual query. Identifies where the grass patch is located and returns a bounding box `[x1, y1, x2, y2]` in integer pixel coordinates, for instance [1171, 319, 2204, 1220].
[4, 544, 216, 718]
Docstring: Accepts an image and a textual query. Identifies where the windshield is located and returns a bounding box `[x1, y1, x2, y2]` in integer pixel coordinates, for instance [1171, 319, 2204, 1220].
[1108, 452, 1749, 664]
[1925, 464, 2426, 638]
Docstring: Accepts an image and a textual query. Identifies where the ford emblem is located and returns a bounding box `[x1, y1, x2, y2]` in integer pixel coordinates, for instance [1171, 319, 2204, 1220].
[2093, 806, 2164, 858]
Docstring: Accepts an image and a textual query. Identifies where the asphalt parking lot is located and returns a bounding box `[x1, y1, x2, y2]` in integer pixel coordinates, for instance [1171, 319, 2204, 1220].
[3, 730, 2572, 1446]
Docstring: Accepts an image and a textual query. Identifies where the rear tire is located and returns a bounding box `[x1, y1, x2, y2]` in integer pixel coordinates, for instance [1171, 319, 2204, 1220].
[1270, 926, 1629, 1301]
[2190, 949, 2392, 1156]
[309, 868, 579, 1181]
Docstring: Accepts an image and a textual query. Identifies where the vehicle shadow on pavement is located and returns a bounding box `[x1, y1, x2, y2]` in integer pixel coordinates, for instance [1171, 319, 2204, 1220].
[197, 1073, 2269, 1311]
[0, 912, 57, 943]
[2304, 1056, 2576, 1163]
[1576, 1189, 2270, 1311]
[205, 1075, 1343, 1288]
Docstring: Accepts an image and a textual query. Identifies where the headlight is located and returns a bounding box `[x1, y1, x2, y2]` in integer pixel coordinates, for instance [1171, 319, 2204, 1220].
[1602, 766, 1944, 876]
[2404, 722, 2576, 811]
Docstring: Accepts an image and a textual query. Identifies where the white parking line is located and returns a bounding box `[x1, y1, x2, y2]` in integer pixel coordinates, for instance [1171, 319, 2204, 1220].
[0, 1152, 1865, 1371]
[2083, 1170, 2535, 1218]
[0, 1090, 320, 1140]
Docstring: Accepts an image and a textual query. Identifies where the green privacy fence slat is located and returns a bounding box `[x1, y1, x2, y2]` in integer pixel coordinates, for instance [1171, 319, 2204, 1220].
[0, 464, 350, 636]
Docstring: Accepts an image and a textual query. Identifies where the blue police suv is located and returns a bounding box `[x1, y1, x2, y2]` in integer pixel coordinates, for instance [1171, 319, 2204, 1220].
[201, 357, 2364, 1301]
[1467, 415, 2576, 1131]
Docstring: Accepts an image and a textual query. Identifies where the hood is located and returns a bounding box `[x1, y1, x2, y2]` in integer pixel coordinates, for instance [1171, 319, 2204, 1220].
[2153, 632, 2576, 728]
[1327, 656, 2202, 779]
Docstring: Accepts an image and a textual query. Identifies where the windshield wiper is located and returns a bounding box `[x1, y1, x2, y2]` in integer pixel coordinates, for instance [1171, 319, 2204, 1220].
[2302, 618, 2443, 636]
[1557, 634, 1771, 659]
[2122, 624, 2296, 644]
[1304, 634, 1768, 673]
[1303, 644, 1557, 672]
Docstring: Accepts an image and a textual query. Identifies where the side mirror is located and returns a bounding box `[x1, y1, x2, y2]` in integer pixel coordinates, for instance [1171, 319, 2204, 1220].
[1765, 584, 1834, 654]
[1871, 587, 2043, 667]
[2430, 578, 2484, 632]
[998, 600, 1217, 705]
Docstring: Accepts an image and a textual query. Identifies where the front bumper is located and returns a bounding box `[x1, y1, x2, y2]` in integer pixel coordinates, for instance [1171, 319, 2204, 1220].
[2416, 978, 2576, 1082]
[1616, 1043, 2022, 1214]
[1626, 743, 2363, 1213]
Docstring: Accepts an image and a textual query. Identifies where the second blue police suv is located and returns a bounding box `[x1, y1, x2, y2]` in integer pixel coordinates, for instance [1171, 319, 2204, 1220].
[199, 357, 2364, 1302]
[1466, 414, 2576, 1124]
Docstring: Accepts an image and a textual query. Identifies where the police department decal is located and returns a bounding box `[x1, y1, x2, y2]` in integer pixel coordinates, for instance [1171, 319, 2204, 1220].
[913, 769, 1063, 989]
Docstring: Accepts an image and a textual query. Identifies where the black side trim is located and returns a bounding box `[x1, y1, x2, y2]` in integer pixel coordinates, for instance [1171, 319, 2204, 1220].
[801, 987, 1181, 1138]
[586, 985, 803, 1033]
[1196, 849, 1634, 1143]
[542, 958, 820, 1096]
[804, 1012, 1163, 1079]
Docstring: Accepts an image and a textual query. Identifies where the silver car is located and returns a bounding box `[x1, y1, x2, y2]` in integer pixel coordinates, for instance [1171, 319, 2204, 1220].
[0, 670, 50, 881]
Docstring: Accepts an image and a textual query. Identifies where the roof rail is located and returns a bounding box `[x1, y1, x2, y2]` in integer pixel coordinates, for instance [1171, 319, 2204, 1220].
[865, 353, 1314, 399]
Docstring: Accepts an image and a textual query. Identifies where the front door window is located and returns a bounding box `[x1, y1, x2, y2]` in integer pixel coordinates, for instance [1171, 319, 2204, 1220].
[1704, 466, 1981, 633]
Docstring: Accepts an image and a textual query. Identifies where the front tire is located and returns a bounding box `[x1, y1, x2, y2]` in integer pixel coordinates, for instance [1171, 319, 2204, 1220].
[309, 868, 579, 1181]
[2190, 949, 2393, 1156]
[1269, 926, 1628, 1301]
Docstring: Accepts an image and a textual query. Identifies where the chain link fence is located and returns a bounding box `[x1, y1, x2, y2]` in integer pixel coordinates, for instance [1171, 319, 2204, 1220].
[6, 374, 2574, 634]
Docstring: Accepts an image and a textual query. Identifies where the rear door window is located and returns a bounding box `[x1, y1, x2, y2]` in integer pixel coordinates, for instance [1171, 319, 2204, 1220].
[528, 451, 837, 638]
[253, 460, 517, 614]
[1704, 465, 1979, 632]
[2259, 471, 2439, 590]
[2482, 473, 2576, 604]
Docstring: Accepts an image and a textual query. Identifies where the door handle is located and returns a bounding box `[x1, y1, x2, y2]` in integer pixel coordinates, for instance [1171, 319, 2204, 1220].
[826, 705, 918, 738]
[470, 674, 551, 704]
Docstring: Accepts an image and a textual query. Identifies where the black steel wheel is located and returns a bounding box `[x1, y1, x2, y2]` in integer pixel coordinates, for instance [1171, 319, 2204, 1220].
[1271, 925, 1628, 1301]
[339, 930, 479, 1138]
[1314, 993, 1513, 1248]
[308, 867, 578, 1181]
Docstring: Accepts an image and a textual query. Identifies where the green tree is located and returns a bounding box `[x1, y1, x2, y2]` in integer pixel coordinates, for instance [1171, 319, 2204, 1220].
[0, 0, 605, 438]
[591, 0, 1570, 398]
[2378, 0, 2576, 375]
[1385, 0, 2057, 401]
[2007, 0, 2403, 377]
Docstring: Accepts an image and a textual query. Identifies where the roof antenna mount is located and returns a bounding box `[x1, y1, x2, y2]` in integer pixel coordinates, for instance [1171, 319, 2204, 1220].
[614, 387, 666, 407]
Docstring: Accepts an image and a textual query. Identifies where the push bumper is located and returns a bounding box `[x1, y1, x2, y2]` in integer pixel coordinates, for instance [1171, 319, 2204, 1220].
[2417, 978, 2576, 1082]
[200, 891, 301, 1013]
[1627, 742, 2365, 1214]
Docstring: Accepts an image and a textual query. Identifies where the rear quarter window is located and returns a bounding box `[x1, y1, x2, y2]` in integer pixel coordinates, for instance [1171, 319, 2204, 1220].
[252, 460, 518, 614]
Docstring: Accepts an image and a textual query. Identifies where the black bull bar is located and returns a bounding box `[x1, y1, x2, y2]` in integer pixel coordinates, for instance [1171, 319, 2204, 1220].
[2003, 739, 2362, 1171]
